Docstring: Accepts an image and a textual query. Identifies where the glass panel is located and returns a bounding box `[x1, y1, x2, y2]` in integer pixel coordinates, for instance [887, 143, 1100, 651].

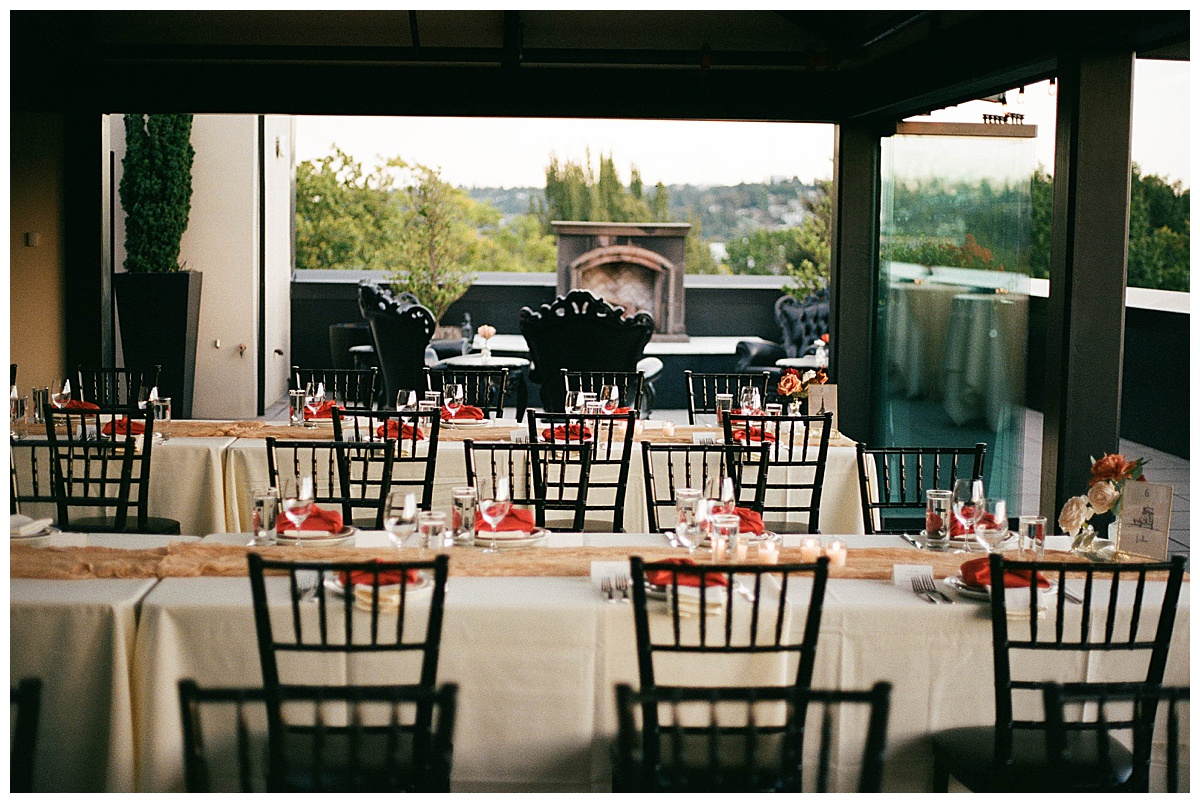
[875, 125, 1037, 518]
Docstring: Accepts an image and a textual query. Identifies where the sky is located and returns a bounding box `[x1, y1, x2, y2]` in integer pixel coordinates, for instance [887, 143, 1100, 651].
[294, 60, 1189, 189]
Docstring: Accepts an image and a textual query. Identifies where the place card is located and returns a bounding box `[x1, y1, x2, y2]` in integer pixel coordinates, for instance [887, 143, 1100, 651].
[1118, 482, 1172, 561]
[892, 564, 933, 588]
[807, 384, 838, 433]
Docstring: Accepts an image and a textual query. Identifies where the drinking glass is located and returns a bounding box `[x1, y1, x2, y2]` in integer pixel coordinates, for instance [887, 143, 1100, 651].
[714, 393, 734, 426]
[443, 384, 465, 419]
[764, 403, 783, 417]
[599, 385, 620, 414]
[418, 511, 447, 549]
[10, 397, 28, 440]
[152, 397, 172, 442]
[248, 486, 279, 546]
[479, 476, 512, 554]
[564, 391, 586, 415]
[675, 487, 702, 528]
[51, 379, 71, 409]
[396, 389, 418, 411]
[280, 475, 314, 532]
[950, 478, 984, 552]
[31, 388, 49, 425]
[303, 381, 325, 425]
[706, 475, 736, 516]
[288, 389, 306, 426]
[424, 391, 442, 408]
[1018, 514, 1047, 558]
[973, 498, 1009, 553]
[384, 490, 418, 549]
[924, 489, 953, 551]
[451, 486, 478, 546]
[711, 514, 741, 562]
[739, 386, 761, 414]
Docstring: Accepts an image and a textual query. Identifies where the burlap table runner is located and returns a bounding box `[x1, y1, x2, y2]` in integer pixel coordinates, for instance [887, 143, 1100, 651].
[12, 542, 1166, 582]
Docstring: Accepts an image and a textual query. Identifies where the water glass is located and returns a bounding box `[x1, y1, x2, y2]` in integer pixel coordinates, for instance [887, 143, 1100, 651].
[764, 403, 782, 416]
[739, 386, 761, 413]
[249, 486, 279, 546]
[973, 498, 1009, 553]
[424, 391, 442, 407]
[10, 397, 28, 440]
[288, 389, 306, 426]
[31, 388, 49, 425]
[714, 393, 734, 425]
[1018, 515, 1047, 558]
[384, 491, 418, 548]
[396, 389, 418, 411]
[152, 397, 172, 441]
[675, 487, 702, 528]
[418, 511, 448, 549]
[711, 513, 741, 561]
[451, 486, 478, 546]
[924, 489, 952, 551]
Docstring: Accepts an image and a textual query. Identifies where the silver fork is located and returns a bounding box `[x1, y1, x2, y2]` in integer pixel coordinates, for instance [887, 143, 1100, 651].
[917, 574, 954, 604]
[910, 576, 938, 604]
[615, 575, 631, 603]
[297, 572, 319, 603]
[601, 577, 617, 603]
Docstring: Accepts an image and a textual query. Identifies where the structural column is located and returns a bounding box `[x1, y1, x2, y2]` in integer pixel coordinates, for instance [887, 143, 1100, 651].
[829, 122, 883, 443]
[1040, 52, 1135, 521]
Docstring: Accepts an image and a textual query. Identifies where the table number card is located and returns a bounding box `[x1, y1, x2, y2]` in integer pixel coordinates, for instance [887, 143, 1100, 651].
[1118, 482, 1172, 561]
[807, 384, 838, 432]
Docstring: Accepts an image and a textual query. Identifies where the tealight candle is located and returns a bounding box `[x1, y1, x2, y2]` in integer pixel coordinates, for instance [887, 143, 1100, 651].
[759, 540, 779, 564]
[824, 540, 847, 567]
[735, 539, 748, 561]
[633, 420, 645, 437]
[799, 537, 821, 562]
[712, 536, 726, 561]
[662, 421, 676, 437]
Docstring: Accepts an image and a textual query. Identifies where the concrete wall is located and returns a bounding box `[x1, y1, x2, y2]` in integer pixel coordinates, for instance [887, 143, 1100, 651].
[10, 113, 67, 392]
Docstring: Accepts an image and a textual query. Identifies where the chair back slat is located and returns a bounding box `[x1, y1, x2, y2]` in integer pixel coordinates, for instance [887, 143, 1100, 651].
[265, 438, 395, 529]
[424, 366, 509, 418]
[292, 366, 379, 410]
[562, 369, 644, 412]
[463, 441, 592, 531]
[855, 443, 987, 534]
[332, 408, 440, 511]
[75, 365, 161, 407]
[527, 410, 635, 531]
[684, 371, 771, 425]
[641, 442, 769, 533]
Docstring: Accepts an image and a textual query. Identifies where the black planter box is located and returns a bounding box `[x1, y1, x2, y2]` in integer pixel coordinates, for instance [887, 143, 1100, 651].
[113, 271, 202, 419]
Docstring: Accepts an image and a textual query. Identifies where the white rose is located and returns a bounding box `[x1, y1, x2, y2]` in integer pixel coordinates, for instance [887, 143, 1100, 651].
[1087, 481, 1120, 515]
[1058, 495, 1093, 536]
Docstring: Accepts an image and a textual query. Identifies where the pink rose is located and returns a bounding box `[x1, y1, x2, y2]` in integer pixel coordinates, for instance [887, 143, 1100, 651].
[478, 324, 497, 340]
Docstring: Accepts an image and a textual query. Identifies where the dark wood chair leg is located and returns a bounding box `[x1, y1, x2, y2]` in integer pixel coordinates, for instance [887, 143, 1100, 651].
[932, 751, 951, 792]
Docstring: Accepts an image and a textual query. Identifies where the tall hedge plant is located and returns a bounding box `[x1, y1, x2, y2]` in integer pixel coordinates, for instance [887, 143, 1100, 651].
[120, 114, 196, 273]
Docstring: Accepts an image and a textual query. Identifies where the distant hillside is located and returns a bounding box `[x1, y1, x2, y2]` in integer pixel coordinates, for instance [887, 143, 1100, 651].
[466, 178, 822, 242]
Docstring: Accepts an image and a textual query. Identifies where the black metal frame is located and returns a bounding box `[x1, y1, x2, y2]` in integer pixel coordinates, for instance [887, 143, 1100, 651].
[683, 370, 771, 425]
[424, 365, 509, 419]
[640, 442, 770, 533]
[855, 442, 987, 534]
[9, 439, 56, 515]
[332, 408, 441, 511]
[462, 440, 593, 532]
[75, 364, 161, 407]
[264, 438, 396, 530]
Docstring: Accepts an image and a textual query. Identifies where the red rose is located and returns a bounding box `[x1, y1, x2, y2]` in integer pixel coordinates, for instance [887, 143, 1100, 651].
[1090, 453, 1137, 486]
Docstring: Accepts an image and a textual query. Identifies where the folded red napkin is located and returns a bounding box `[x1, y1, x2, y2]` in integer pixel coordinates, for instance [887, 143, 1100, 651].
[735, 507, 763, 534]
[959, 556, 1050, 589]
[102, 417, 145, 436]
[376, 421, 425, 441]
[731, 426, 775, 443]
[611, 406, 633, 416]
[340, 558, 420, 588]
[948, 509, 1002, 538]
[303, 400, 341, 420]
[542, 424, 593, 441]
[276, 504, 344, 534]
[441, 405, 484, 422]
[646, 558, 729, 589]
[474, 507, 535, 533]
[63, 400, 100, 410]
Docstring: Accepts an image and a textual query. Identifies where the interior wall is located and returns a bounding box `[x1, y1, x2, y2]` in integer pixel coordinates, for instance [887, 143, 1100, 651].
[262, 116, 294, 413]
[10, 113, 66, 394]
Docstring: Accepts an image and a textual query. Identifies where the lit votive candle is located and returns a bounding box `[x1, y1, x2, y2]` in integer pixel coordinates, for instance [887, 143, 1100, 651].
[735, 539, 748, 561]
[799, 538, 821, 562]
[759, 540, 779, 564]
[633, 420, 645, 437]
[662, 421, 676, 437]
[824, 540, 847, 567]
[712, 536, 726, 561]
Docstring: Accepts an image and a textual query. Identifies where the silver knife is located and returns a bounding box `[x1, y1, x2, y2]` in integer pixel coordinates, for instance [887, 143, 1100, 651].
[899, 533, 924, 549]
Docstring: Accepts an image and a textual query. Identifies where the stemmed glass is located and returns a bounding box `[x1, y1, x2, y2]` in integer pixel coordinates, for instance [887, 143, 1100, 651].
[51, 379, 71, 409]
[973, 498, 1009, 553]
[951, 478, 985, 552]
[443, 383, 465, 419]
[739, 386, 761, 414]
[479, 476, 511, 554]
[396, 390, 418, 411]
[599, 385, 620, 414]
[706, 475, 736, 516]
[280, 475, 315, 532]
[304, 382, 325, 425]
[384, 491, 418, 550]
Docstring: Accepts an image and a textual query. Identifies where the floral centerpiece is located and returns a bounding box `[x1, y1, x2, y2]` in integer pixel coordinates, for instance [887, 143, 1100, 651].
[1058, 452, 1147, 556]
[478, 324, 496, 360]
[776, 367, 828, 414]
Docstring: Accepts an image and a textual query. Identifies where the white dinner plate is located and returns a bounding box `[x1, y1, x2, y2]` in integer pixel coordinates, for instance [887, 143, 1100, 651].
[10, 525, 59, 541]
[473, 527, 549, 549]
[276, 526, 358, 547]
[441, 417, 489, 428]
[324, 571, 433, 596]
[944, 574, 1057, 601]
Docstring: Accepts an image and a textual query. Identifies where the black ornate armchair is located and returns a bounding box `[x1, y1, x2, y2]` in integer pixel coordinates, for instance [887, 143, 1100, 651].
[519, 290, 654, 413]
[357, 282, 437, 407]
[734, 288, 830, 379]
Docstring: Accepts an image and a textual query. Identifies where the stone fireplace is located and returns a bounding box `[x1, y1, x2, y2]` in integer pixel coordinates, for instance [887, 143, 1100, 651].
[552, 221, 689, 341]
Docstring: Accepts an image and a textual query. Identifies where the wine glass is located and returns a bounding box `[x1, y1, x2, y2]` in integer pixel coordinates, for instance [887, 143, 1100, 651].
[280, 475, 315, 532]
[951, 478, 985, 552]
[479, 476, 511, 554]
[599, 384, 620, 414]
[303, 382, 325, 424]
[384, 490, 418, 549]
[973, 498, 1010, 553]
[706, 475, 736, 516]
[51, 379, 71, 408]
[396, 389, 418, 411]
[443, 383, 465, 419]
[739, 386, 761, 414]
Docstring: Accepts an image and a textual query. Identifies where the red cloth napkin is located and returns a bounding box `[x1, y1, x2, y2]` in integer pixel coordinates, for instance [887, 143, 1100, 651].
[735, 507, 764, 534]
[731, 426, 775, 444]
[63, 400, 100, 410]
[959, 556, 1050, 589]
[948, 508, 1002, 538]
[542, 424, 593, 441]
[276, 504, 344, 533]
[441, 405, 484, 422]
[474, 507, 535, 533]
[611, 406, 633, 415]
[646, 558, 729, 589]
[303, 400, 341, 420]
[376, 421, 425, 441]
[102, 417, 145, 436]
[340, 558, 420, 588]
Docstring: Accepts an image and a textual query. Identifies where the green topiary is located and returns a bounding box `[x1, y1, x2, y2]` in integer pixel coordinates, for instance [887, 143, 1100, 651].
[119, 114, 195, 273]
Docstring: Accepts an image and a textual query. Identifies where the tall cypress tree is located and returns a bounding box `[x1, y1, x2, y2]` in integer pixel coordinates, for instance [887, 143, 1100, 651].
[120, 114, 195, 273]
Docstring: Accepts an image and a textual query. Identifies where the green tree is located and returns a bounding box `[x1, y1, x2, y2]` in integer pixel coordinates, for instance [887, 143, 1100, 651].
[120, 113, 195, 273]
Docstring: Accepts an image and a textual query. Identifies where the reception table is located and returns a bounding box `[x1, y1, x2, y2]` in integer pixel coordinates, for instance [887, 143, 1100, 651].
[10, 532, 1185, 792]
